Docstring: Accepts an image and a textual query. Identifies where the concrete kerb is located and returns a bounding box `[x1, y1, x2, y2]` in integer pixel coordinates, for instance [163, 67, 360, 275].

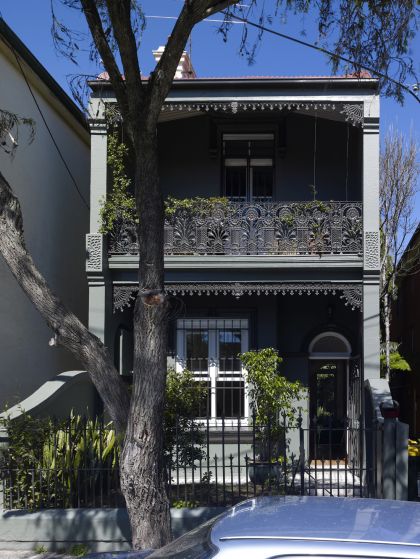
[0, 507, 226, 553]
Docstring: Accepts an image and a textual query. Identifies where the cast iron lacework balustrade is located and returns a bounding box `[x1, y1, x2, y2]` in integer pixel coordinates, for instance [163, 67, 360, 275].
[108, 201, 363, 256]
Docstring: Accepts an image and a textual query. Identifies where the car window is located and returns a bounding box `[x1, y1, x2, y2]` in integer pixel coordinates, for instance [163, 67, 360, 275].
[147, 515, 222, 559]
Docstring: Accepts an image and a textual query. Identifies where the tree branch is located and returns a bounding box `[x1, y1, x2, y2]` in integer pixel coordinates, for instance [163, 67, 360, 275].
[80, 0, 131, 136]
[105, 0, 143, 124]
[145, 0, 240, 127]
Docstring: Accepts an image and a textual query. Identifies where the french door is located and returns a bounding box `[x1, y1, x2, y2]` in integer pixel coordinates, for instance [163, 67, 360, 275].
[309, 360, 347, 459]
[176, 318, 249, 425]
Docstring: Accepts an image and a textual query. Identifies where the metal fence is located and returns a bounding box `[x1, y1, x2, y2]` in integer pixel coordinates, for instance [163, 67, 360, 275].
[0, 412, 383, 510]
[0, 416, 123, 510]
[167, 414, 383, 506]
[108, 201, 363, 256]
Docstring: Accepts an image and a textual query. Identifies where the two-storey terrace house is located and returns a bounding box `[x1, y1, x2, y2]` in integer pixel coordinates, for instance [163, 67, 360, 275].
[86, 51, 380, 460]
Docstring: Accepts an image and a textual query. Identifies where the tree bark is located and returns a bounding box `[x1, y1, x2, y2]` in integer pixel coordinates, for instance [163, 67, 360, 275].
[0, 170, 130, 434]
[383, 292, 391, 381]
[119, 129, 171, 548]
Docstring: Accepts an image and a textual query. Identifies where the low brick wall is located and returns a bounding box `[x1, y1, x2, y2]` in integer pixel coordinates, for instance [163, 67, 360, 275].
[0, 507, 226, 553]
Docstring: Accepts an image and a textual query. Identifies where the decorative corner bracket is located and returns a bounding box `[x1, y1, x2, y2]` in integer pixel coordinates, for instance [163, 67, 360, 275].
[113, 285, 137, 312]
[340, 104, 364, 127]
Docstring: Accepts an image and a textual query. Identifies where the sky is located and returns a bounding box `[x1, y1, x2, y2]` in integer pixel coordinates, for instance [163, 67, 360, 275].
[1, 0, 419, 222]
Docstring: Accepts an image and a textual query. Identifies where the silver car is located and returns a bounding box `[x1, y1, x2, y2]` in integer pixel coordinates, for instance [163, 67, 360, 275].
[148, 496, 420, 559]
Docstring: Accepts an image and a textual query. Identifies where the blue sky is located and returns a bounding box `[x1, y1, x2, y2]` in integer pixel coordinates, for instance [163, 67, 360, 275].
[1, 1, 419, 218]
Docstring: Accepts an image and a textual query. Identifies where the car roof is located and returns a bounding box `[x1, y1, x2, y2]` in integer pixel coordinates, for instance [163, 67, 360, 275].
[210, 496, 420, 547]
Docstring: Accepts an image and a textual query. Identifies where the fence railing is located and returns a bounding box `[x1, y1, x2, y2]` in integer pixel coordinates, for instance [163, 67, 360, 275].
[0, 413, 382, 510]
[108, 201, 363, 256]
[167, 414, 383, 507]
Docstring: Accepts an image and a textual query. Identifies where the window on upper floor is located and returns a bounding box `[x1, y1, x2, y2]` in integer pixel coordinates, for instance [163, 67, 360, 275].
[222, 133, 274, 202]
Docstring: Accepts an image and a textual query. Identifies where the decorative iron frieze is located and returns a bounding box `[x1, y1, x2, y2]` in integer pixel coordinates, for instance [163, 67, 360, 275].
[161, 101, 338, 114]
[364, 231, 380, 270]
[102, 101, 364, 126]
[109, 201, 363, 257]
[86, 234, 103, 272]
[113, 282, 363, 312]
[340, 104, 364, 127]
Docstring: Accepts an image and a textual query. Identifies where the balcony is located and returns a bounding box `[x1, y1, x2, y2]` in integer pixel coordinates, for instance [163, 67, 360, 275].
[108, 201, 363, 257]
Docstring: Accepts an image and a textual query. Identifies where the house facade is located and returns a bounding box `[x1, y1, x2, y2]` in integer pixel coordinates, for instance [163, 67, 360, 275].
[86, 52, 381, 456]
[0, 20, 90, 409]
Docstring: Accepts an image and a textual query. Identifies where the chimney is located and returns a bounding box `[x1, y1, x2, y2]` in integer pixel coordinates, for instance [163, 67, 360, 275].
[152, 45, 196, 79]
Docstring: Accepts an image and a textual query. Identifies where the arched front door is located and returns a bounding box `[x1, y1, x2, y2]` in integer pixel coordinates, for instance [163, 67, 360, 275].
[308, 333, 351, 460]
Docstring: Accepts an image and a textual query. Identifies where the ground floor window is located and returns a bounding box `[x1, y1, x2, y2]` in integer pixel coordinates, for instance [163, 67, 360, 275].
[176, 318, 249, 424]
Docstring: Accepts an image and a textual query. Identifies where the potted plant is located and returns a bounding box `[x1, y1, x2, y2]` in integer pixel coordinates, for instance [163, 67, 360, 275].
[240, 348, 306, 486]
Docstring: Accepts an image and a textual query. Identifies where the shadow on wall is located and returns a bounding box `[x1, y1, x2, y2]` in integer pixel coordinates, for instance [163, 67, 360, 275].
[0, 371, 100, 420]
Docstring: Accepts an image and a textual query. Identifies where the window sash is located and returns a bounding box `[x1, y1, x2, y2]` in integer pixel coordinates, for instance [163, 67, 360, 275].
[176, 318, 249, 423]
[223, 135, 274, 201]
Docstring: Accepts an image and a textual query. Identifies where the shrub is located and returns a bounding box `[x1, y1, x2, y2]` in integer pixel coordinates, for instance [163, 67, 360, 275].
[1, 411, 118, 509]
[240, 348, 306, 461]
[164, 369, 207, 470]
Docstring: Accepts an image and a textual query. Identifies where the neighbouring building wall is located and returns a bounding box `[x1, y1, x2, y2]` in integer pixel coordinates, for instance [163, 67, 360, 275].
[157, 113, 362, 201]
[0, 39, 90, 409]
[391, 240, 420, 433]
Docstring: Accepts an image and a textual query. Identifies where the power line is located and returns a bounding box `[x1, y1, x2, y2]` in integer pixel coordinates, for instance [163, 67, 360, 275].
[0, 18, 90, 210]
[224, 11, 420, 105]
[145, 12, 419, 104]
[12, 49, 90, 210]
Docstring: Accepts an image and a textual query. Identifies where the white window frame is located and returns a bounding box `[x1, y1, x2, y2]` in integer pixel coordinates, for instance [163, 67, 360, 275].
[176, 318, 249, 427]
[223, 133, 274, 202]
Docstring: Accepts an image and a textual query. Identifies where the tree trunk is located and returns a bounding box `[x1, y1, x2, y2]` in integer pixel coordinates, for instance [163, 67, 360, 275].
[0, 170, 130, 434]
[120, 129, 171, 549]
[384, 292, 391, 381]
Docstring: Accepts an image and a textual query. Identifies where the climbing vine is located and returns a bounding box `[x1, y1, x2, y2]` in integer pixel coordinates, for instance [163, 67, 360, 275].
[99, 132, 137, 234]
[100, 134, 229, 233]
[164, 195, 228, 220]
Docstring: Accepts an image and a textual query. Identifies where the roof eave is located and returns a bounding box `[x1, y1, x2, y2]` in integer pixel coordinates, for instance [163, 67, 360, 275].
[89, 76, 379, 93]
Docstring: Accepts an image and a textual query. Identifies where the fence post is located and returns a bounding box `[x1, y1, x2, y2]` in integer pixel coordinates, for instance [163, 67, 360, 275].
[381, 400, 409, 501]
[382, 417, 396, 499]
[396, 420, 409, 501]
[298, 413, 305, 496]
[0, 426, 9, 510]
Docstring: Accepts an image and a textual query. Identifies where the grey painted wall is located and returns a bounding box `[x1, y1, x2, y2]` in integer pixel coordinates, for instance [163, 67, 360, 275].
[0, 41, 90, 409]
[157, 113, 361, 201]
[0, 507, 226, 552]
